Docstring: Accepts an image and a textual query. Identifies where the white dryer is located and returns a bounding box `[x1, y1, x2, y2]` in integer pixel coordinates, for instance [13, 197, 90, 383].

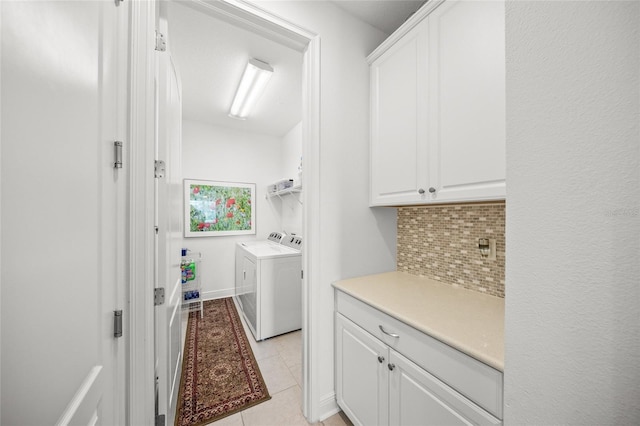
[235, 233, 302, 341]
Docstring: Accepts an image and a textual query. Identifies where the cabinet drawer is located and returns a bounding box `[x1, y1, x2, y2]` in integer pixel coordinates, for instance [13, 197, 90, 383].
[336, 291, 503, 419]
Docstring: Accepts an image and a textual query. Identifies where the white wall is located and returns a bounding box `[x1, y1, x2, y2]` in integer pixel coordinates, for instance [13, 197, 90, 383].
[249, 1, 397, 419]
[504, 1, 640, 423]
[282, 121, 302, 179]
[182, 119, 285, 298]
[281, 121, 302, 235]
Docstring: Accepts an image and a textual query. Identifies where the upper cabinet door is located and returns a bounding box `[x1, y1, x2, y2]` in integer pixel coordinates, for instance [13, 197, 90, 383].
[370, 19, 430, 206]
[427, 0, 506, 202]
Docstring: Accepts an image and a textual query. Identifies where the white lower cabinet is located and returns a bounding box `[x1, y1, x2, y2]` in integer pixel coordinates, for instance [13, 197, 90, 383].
[388, 351, 500, 426]
[336, 313, 389, 425]
[336, 292, 503, 426]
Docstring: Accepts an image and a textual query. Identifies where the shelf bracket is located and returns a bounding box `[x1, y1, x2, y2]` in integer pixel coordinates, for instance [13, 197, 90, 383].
[266, 186, 303, 205]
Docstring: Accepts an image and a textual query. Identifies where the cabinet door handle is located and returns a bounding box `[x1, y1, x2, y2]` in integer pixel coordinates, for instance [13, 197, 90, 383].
[379, 325, 400, 338]
[418, 188, 425, 194]
[429, 187, 436, 193]
[388, 363, 396, 371]
[378, 356, 385, 363]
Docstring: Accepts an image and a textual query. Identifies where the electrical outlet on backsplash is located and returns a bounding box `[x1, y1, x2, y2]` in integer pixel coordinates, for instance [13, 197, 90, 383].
[397, 203, 506, 298]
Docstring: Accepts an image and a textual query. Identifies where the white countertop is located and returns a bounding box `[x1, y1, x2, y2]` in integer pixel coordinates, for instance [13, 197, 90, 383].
[333, 271, 505, 371]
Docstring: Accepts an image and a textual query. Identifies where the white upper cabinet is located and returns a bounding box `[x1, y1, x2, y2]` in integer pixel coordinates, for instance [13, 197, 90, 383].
[369, 0, 506, 206]
[428, 0, 506, 202]
[370, 19, 430, 205]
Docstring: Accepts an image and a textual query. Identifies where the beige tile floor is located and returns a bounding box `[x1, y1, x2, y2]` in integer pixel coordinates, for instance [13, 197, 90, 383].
[180, 301, 352, 426]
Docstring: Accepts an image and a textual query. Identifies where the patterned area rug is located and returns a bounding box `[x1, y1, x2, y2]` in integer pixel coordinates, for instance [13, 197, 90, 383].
[175, 297, 270, 426]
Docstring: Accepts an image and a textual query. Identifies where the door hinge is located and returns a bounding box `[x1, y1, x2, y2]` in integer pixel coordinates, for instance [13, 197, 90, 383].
[155, 31, 166, 52]
[154, 288, 165, 306]
[154, 160, 165, 178]
[113, 310, 123, 338]
[114, 141, 123, 169]
[155, 414, 166, 426]
[301, 270, 304, 279]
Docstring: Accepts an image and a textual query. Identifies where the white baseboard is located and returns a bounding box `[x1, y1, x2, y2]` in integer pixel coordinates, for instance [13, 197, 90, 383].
[201, 288, 235, 301]
[318, 392, 340, 422]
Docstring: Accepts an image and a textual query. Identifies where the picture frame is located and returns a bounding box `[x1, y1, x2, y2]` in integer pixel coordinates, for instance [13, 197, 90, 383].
[184, 179, 256, 237]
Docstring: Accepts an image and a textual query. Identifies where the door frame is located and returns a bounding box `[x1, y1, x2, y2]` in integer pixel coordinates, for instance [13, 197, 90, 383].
[128, 0, 322, 423]
[128, 1, 157, 425]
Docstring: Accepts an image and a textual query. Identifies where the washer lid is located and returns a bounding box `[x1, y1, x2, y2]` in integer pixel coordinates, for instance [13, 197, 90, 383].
[242, 243, 299, 258]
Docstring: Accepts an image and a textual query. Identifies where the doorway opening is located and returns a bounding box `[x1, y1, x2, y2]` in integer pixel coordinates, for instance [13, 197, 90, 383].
[143, 0, 322, 423]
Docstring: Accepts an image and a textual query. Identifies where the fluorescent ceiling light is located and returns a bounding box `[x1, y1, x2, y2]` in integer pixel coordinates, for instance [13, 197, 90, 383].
[228, 58, 274, 120]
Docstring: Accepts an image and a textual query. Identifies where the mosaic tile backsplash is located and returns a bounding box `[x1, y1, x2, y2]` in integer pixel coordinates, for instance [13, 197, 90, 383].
[397, 203, 505, 298]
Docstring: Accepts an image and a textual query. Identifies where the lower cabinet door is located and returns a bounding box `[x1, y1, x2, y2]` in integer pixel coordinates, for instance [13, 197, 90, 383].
[336, 313, 389, 426]
[389, 351, 502, 426]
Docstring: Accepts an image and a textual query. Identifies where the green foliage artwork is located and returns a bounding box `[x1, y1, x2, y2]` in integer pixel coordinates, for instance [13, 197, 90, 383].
[184, 180, 255, 237]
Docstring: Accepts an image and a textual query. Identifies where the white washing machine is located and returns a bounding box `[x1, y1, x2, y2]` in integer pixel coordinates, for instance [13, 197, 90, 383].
[235, 233, 302, 341]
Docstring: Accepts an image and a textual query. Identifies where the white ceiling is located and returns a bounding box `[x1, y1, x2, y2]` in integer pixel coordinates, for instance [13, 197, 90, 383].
[167, 1, 425, 138]
[167, 2, 303, 137]
[330, 0, 426, 35]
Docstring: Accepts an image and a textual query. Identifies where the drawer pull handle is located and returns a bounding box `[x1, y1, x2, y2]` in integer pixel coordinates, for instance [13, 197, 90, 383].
[388, 363, 396, 371]
[379, 325, 399, 338]
[377, 356, 385, 363]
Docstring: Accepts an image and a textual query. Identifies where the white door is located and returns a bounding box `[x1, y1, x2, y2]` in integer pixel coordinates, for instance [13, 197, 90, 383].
[427, 0, 506, 202]
[154, 23, 184, 426]
[0, 0, 127, 424]
[335, 314, 389, 426]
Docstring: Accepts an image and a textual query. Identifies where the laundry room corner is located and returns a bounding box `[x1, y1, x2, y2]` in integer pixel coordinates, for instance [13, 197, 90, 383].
[180, 119, 302, 300]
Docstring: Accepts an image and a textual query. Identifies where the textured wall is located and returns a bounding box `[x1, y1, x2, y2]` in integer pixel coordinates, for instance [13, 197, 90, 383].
[397, 203, 505, 297]
[504, 1, 640, 424]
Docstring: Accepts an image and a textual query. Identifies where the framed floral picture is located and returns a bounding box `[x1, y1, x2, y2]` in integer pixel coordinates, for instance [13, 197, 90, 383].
[184, 179, 256, 237]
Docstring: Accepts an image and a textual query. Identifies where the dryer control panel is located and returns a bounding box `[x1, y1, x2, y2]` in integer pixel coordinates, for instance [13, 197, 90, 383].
[282, 235, 303, 251]
[267, 232, 284, 243]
